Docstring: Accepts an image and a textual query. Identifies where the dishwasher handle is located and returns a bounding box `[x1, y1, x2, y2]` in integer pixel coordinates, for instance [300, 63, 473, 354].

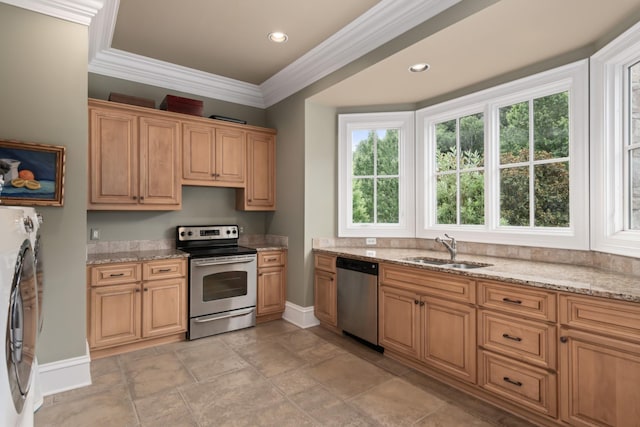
[336, 257, 378, 275]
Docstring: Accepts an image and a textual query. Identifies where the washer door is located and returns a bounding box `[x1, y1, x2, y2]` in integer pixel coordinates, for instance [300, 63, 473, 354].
[6, 240, 37, 413]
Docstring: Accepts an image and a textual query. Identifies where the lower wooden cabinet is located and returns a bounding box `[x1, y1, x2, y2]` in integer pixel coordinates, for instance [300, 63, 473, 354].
[314, 254, 337, 327]
[256, 249, 287, 323]
[379, 285, 421, 359]
[559, 294, 640, 427]
[88, 258, 187, 356]
[378, 263, 477, 384]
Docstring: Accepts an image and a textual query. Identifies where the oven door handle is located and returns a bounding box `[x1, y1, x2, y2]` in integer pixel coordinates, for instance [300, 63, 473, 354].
[192, 257, 255, 267]
[193, 307, 255, 323]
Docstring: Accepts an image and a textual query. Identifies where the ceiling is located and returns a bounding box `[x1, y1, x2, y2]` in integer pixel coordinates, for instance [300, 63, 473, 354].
[88, 0, 640, 108]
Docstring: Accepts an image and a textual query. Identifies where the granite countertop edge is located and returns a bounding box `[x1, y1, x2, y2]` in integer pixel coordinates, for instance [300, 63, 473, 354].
[313, 247, 640, 304]
[87, 249, 190, 265]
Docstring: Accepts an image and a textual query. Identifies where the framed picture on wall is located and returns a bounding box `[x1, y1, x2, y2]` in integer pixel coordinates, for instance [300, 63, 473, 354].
[0, 139, 66, 206]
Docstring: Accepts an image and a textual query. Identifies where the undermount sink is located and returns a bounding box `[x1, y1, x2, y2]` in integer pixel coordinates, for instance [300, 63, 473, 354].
[401, 257, 491, 269]
[402, 257, 449, 266]
[442, 262, 489, 269]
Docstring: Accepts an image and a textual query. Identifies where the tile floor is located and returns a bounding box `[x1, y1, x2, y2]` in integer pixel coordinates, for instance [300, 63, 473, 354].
[35, 321, 537, 426]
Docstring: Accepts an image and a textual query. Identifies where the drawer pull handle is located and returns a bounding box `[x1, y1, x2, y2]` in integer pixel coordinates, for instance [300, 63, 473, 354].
[502, 333, 522, 342]
[503, 377, 523, 387]
[266, 257, 278, 262]
[109, 273, 125, 277]
[502, 298, 522, 305]
[158, 268, 171, 272]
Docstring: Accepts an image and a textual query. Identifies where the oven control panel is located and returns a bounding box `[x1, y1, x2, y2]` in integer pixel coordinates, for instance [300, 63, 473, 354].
[177, 225, 239, 242]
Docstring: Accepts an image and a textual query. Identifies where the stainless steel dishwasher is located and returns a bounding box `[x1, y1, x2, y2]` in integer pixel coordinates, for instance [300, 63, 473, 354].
[336, 257, 381, 350]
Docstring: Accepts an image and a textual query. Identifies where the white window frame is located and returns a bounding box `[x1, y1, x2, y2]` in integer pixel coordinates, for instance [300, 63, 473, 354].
[591, 21, 640, 257]
[338, 112, 415, 237]
[417, 60, 589, 249]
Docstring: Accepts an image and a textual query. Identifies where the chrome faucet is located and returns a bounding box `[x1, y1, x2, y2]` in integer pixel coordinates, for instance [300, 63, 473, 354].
[435, 234, 457, 261]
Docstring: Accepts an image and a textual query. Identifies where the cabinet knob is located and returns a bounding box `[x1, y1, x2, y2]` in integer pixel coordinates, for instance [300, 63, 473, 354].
[414, 300, 419, 304]
[144, 288, 148, 292]
[560, 336, 568, 343]
[135, 289, 141, 293]
[140, 196, 144, 200]
[420, 301, 425, 306]
[132, 196, 137, 200]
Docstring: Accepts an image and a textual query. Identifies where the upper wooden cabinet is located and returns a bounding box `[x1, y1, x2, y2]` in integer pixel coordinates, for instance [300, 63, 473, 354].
[88, 100, 181, 210]
[236, 131, 276, 211]
[182, 121, 246, 187]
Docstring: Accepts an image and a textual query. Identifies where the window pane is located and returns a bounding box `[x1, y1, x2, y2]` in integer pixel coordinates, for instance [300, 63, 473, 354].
[631, 149, 640, 230]
[436, 120, 456, 171]
[534, 162, 569, 227]
[500, 101, 529, 164]
[377, 129, 399, 175]
[500, 167, 529, 226]
[377, 178, 399, 223]
[460, 113, 484, 168]
[352, 130, 375, 176]
[460, 171, 484, 225]
[436, 174, 457, 224]
[352, 178, 373, 223]
[534, 92, 569, 160]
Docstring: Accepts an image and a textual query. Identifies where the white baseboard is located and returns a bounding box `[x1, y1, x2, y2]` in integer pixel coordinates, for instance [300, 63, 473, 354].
[282, 301, 320, 329]
[38, 342, 92, 396]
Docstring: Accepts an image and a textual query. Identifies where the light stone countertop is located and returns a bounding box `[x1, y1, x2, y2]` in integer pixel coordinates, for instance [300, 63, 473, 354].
[87, 249, 189, 265]
[314, 247, 640, 303]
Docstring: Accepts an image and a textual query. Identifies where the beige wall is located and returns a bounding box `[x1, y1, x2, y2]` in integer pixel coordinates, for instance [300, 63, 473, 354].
[0, 4, 88, 363]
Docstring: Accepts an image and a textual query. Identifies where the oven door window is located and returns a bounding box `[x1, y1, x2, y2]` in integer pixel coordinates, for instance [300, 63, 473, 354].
[202, 271, 248, 301]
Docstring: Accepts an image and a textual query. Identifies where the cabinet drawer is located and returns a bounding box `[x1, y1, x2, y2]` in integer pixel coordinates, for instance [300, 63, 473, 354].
[560, 294, 640, 343]
[479, 310, 556, 370]
[314, 254, 336, 273]
[381, 263, 475, 304]
[479, 350, 557, 417]
[478, 281, 556, 322]
[258, 250, 285, 267]
[90, 263, 141, 286]
[142, 259, 186, 281]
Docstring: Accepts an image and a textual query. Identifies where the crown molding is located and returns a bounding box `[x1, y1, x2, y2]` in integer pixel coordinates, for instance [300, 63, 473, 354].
[1, 0, 103, 25]
[87, 0, 460, 108]
[89, 48, 266, 108]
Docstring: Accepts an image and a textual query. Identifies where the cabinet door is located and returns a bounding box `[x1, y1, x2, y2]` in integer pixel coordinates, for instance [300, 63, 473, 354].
[142, 278, 187, 338]
[89, 283, 141, 348]
[89, 108, 138, 205]
[257, 266, 285, 316]
[182, 122, 215, 182]
[559, 328, 640, 426]
[139, 116, 181, 206]
[314, 270, 337, 326]
[421, 297, 477, 383]
[379, 285, 421, 359]
[238, 132, 275, 210]
[215, 127, 246, 186]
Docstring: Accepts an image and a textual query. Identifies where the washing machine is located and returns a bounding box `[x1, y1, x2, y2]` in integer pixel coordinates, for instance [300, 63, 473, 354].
[1, 206, 38, 427]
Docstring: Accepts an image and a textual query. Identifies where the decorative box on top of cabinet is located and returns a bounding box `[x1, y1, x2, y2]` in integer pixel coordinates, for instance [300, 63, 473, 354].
[88, 99, 181, 210]
[87, 258, 187, 358]
[256, 249, 287, 323]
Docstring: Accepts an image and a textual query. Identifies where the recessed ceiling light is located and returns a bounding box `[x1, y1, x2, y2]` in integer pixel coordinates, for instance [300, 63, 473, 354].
[268, 32, 288, 43]
[409, 63, 430, 73]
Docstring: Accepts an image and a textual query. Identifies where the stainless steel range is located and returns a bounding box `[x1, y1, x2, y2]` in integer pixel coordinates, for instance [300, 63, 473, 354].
[176, 225, 257, 340]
